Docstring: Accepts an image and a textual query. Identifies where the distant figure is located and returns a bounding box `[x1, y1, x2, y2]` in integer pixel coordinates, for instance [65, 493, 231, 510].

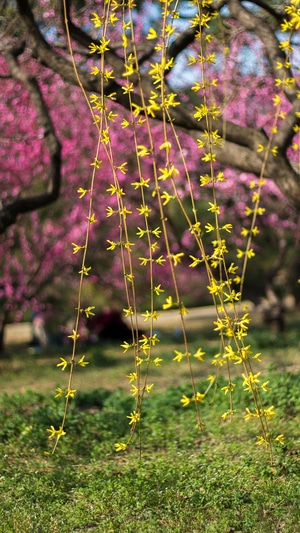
[31, 312, 48, 350]
[87, 308, 133, 342]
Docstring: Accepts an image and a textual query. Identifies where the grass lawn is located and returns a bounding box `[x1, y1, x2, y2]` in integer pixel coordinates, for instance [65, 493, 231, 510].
[0, 317, 300, 532]
[1, 315, 299, 395]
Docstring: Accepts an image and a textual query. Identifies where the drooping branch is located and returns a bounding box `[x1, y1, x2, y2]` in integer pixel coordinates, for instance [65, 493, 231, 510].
[1, 43, 62, 233]
[61, 0, 126, 78]
[273, 98, 300, 153]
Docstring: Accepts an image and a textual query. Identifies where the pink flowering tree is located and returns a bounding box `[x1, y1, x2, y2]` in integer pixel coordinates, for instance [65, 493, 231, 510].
[1, 0, 300, 351]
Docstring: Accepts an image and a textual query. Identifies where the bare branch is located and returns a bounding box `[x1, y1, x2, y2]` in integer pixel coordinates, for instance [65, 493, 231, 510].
[167, 27, 198, 62]
[241, 0, 285, 24]
[15, 0, 99, 92]
[228, 0, 297, 102]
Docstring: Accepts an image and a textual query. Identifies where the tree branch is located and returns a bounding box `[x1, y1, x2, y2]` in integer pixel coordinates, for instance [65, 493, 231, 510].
[1, 44, 62, 233]
[211, 139, 300, 210]
[16, 0, 99, 92]
[167, 27, 197, 62]
[228, 0, 297, 102]
[242, 0, 285, 24]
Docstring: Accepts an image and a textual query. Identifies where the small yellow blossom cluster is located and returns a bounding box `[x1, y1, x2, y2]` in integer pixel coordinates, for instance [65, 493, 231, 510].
[57, 355, 89, 371]
[126, 371, 154, 397]
[47, 426, 66, 440]
[245, 405, 276, 421]
[281, 1, 300, 32]
[173, 347, 205, 363]
[54, 387, 77, 399]
[256, 434, 285, 448]
[121, 333, 160, 357]
[181, 391, 206, 407]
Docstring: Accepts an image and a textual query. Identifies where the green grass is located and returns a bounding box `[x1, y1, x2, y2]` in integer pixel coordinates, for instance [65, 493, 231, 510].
[0, 321, 300, 532]
[0, 371, 300, 532]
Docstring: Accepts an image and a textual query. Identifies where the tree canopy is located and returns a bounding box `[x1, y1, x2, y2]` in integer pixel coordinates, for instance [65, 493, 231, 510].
[2, 0, 300, 226]
[1, 0, 300, 331]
